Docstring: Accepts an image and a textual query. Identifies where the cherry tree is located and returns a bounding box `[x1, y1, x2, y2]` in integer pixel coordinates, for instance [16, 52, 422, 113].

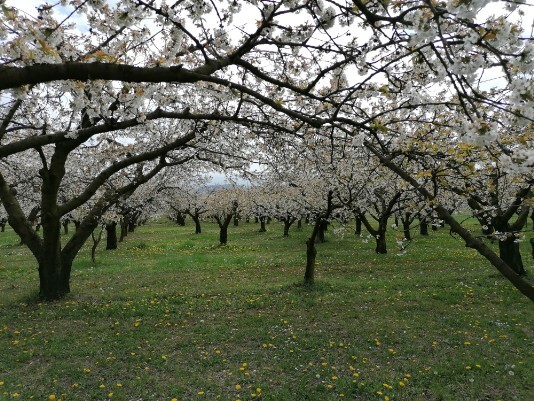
[1, 0, 533, 301]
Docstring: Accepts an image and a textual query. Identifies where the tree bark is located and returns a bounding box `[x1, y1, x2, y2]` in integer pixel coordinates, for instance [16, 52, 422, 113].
[354, 214, 362, 236]
[304, 237, 317, 284]
[259, 216, 267, 232]
[106, 222, 118, 250]
[91, 227, 104, 263]
[193, 216, 202, 234]
[62, 219, 69, 235]
[419, 217, 429, 236]
[119, 219, 128, 242]
[375, 231, 387, 254]
[498, 237, 526, 276]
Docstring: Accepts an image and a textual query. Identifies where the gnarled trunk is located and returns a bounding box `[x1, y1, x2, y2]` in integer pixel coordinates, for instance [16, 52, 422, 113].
[375, 231, 387, 254]
[498, 237, 526, 276]
[106, 222, 118, 250]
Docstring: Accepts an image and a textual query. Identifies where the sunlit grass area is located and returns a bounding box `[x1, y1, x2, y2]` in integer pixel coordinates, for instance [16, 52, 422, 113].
[0, 219, 533, 401]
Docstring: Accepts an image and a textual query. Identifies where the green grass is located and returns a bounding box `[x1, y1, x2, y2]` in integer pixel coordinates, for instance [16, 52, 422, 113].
[0, 219, 533, 401]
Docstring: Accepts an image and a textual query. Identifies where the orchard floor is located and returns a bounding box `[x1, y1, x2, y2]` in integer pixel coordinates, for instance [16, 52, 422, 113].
[0, 219, 533, 401]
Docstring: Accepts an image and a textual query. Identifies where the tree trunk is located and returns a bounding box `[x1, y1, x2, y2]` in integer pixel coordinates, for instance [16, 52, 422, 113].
[119, 219, 128, 242]
[215, 214, 232, 245]
[106, 222, 118, 250]
[316, 220, 327, 243]
[402, 221, 411, 241]
[420, 217, 429, 236]
[193, 216, 202, 234]
[259, 217, 267, 232]
[355, 215, 362, 236]
[304, 237, 317, 284]
[219, 225, 228, 245]
[499, 237, 526, 276]
[530, 238, 534, 260]
[176, 212, 186, 226]
[233, 215, 239, 226]
[283, 217, 296, 237]
[128, 220, 135, 232]
[297, 219, 302, 229]
[62, 219, 69, 235]
[375, 231, 387, 254]
[91, 227, 104, 263]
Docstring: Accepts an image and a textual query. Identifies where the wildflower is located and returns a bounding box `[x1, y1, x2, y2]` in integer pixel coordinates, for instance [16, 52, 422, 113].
[171, 398, 178, 401]
[198, 391, 205, 395]
[399, 381, 405, 387]
[235, 385, 241, 390]
[49, 396, 56, 401]
[108, 393, 113, 398]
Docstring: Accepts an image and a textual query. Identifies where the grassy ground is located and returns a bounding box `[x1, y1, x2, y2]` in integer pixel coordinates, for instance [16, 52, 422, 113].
[0, 219, 533, 401]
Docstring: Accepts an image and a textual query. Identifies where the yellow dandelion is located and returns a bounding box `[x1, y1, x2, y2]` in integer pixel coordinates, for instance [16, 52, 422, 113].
[235, 384, 241, 390]
[49, 395, 56, 401]
[171, 399, 178, 401]
[108, 392, 113, 398]
[197, 391, 205, 395]
[99, 384, 106, 389]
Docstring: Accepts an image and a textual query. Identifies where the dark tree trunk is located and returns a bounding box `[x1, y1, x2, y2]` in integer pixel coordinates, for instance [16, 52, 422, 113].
[282, 217, 296, 237]
[297, 219, 302, 229]
[193, 216, 201, 234]
[176, 212, 186, 226]
[530, 238, 534, 260]
[304, 237, 317, 284]
[254, 216, 259, 223]
[106, 222, 118, 250]
[119, 219, 128, 242]
[0, 221, 5, 232]
[283, 221, 291, 237]
[91, 227, 104, 263]
[74, 220, 81, 231]
[499, 237, 526, 276]
[62, 219, 69, 235]
[219, 225, 228, 244]
[128, 221, 135, 232]
[420, 217, 429, 236]
[355, 215, 362, 236]
[215, 213, 233, 245]
[233, 215, 239, 226]
[402, 221, 411, 240]
[316, 219, 327, 243]
[259, 217, 267, 232]
[375, 231, 387, 254]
